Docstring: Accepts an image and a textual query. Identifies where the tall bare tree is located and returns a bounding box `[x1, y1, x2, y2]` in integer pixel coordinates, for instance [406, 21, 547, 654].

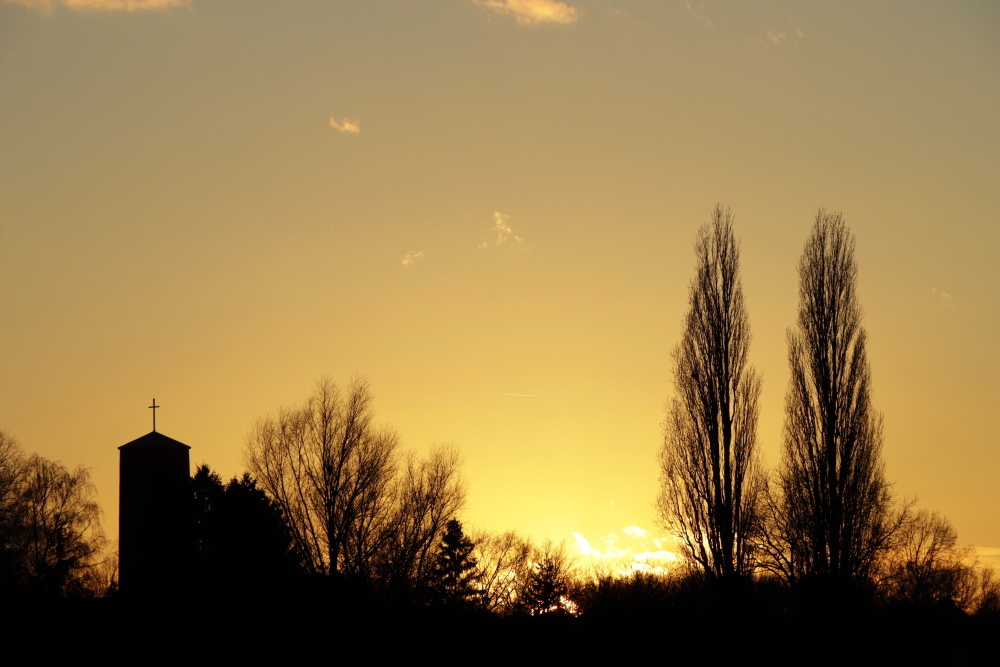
[658, 206, 761, 578]
[773, 210, 894, 584]
[245, 377, 466, 592]
[245, 376, 399, 577]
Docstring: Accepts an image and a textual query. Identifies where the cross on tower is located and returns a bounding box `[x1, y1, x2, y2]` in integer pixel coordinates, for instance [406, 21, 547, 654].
[149, 398, 159, 432]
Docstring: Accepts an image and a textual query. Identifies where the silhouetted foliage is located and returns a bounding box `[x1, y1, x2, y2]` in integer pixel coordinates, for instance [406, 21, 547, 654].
[191, 464, 302, 596]
[575, 571, 679, 619]
[0, 431, 105, 598]
[428, 518, 481, 608]
[659, 206, 762, 579]
[765, 211, 896, 587]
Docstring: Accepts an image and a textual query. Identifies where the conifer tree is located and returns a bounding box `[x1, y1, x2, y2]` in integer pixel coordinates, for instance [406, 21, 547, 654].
[430, 519, 481, 608]
[519, 544, 571, 615]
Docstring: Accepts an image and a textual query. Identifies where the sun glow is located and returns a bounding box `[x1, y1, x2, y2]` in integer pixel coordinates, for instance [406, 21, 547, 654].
[573, 526, 681, 576]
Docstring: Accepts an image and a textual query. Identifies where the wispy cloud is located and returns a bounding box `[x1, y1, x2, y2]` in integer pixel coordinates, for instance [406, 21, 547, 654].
[471, 0, 578, 25]
[683, 0, 713, 28]
[479, 211, 527, 250]
[931, 287, 957, 309]
[329, 116, 361, 134]
[755, 23, 805, 46]
[6, 0, 191, 12]
[401, 250, 424, 269]
[976, 546, 1000, 566]
[622, 525, 647, 538]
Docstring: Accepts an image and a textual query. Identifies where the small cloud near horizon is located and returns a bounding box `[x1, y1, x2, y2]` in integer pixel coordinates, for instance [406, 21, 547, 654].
[471, 0, 578, 25]
[401, 251, 424, 268]
[6, 0, 191, 12]
[329, 116, 361, 134]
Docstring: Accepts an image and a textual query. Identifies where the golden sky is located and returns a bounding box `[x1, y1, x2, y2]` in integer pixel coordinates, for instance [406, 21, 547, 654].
[1, 0, 998, 563]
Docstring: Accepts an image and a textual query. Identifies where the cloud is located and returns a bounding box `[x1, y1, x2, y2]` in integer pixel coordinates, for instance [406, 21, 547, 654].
[573, 533, 628, 559]
[471, 0, 578, 25]
[573, 527, 682, 576]
[329, 116, 361, 134]
[479, 211, 527, 250]
[976, 546, 1000, 567]
[755, 23, 805, 46]
[622, 525, 648, 538]
[683, 0, 713, 28]
[401, 250, 424, 269]
[494, 211, 513, 244]
[931, 287, 957, 309]
[6, 0, 191, 12]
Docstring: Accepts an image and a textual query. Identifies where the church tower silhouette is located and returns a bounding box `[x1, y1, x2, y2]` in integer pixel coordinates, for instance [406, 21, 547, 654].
[118, 399, 192, 598]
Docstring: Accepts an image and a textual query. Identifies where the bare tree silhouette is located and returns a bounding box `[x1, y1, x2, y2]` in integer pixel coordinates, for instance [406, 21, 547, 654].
[768, 210, 895, 586]
[245, 376, 399, 578]
[245, 378, 465, 596]
[882, 509, 977, 608]
[473, 529, 533, 615]
[658, 206, 762, 579]
[367, 445, 465, 597]
[0, 432, 105, 597]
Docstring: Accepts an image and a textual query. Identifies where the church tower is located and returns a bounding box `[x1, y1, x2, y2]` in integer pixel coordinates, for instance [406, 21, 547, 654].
[118, 399, 192, 598]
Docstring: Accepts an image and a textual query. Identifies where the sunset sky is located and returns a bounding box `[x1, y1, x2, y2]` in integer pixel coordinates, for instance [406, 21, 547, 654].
[1, 0, 997, 567]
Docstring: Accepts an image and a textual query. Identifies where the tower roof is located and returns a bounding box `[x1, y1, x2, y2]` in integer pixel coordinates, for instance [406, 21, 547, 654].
[119, 431, 191, 451]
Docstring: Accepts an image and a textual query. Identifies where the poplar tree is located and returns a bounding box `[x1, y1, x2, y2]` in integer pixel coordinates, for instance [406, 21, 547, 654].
[658, 206, 761, 578]
[775, 210, 894, 585]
